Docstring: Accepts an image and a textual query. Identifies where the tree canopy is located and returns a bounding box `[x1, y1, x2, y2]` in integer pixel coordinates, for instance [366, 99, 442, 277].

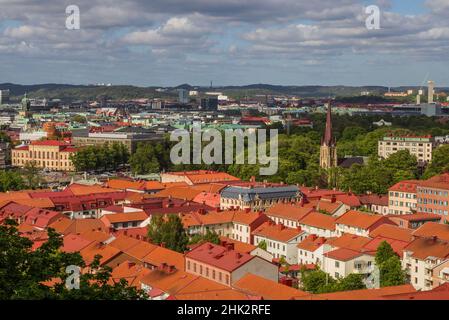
[0, 220, 147, 300]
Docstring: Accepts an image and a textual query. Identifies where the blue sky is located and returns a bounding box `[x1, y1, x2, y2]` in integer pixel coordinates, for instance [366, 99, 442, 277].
[0, 0, 448, 87]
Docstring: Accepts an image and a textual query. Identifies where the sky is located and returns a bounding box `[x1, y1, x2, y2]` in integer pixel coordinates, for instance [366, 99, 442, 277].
[0, 0, 448, 87]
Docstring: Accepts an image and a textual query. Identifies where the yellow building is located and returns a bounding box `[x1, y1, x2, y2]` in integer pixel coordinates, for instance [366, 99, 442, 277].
[11, 140, 77, 171]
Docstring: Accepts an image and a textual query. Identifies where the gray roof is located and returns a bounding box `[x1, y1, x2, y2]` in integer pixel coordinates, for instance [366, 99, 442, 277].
[220, 185, 301, 202]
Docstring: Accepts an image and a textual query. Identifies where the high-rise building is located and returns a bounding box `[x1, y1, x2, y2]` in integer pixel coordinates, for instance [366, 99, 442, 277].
[428, 80, 435, 104]
[178, 89, 189, 104]
[0, 90, 10, 105]
[320, 103, 338, 169]
[200, 96, 218, 111]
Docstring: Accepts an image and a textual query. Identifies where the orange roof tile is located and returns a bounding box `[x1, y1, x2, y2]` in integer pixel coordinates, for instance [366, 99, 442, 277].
[324, 248, 365, 261]
[110, 261, 151, 288]
[369, 224, 413, 242]
[253, 221, 304, 243]
[143, 246, 185, 270]
[102, 211, 148, 224]
[412, 222, 449, 242]
[123, 241, 157, 261]
[109, 235, 143, 251]
[154, 186, 204, 201]
[266, 203, 314, 222]
[327, 233, 372, 251]
[336, 210, 388, 230]
[79, 242, 121, 266]
[389, 180, 420, 193]
[297, 284, 416, 300]
[297, 235, 328, 252]
[404, 237, 449, 260]
[299, 211, 336, 231]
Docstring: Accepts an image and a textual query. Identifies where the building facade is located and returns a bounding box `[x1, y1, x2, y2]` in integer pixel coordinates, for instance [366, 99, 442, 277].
[11, 140, 77, 171]
[378, 136, 434, 164]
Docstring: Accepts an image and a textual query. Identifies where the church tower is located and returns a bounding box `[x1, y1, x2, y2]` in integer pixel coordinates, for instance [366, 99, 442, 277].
[320, 102, 338, 169]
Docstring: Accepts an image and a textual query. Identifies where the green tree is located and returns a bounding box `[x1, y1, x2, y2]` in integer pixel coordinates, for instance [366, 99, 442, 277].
[375, 241, 406, 287]
[424, 145, 449, 178]
[375, 241, 397, 266]
[147, 215, 188, 253]
[189, 229, 221, 245]
[0, 220, 147, 300]
[336, 273, 366, 291]
[129, 143, 161, 175]
[0, 171, 25, 192]
[257, 240, 267, 251]
[22, 161, 41, 189]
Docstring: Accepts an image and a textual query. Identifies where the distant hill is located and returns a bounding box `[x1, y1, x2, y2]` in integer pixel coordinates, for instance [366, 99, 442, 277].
[1, 83, 447, 102]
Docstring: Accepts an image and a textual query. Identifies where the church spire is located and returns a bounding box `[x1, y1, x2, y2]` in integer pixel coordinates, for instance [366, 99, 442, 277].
[320, 100, 338, 170]
[323, 101, 334, 146]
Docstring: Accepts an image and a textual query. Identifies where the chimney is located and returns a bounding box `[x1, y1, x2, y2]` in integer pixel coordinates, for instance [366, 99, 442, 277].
[235, 252, 242, 259]
[160, 242, 166, 248]
[225, 243, 235, 251]
[245, 208, 251, 213]
[167, 265, 176, 274]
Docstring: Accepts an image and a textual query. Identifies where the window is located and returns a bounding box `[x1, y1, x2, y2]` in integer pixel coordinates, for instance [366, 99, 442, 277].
[335, 261, 340, 268]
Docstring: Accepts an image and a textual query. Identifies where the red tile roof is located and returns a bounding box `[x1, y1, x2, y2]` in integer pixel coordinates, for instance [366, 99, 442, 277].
[412, 222, 449, 242]
[324, 248, 365, 261]
[253, 221, 304, 242]
[336, 210, 391, 230]
[299, 211, 336, 231]
[233, 273, 308, 300]
[266, 203, 314, 222]
[185, 242, 254, 272]
[369, 224, 413, 242]
[389, 180, 419, 193]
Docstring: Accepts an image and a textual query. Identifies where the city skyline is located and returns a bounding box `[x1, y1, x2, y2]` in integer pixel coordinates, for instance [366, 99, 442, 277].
[0, 0, 449, 86]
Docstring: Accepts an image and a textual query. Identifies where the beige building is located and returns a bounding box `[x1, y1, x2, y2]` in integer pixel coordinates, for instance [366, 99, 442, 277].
[378, 136, 434, 164]
[11, 140, 77, 171]
[388, 180, 419, 215]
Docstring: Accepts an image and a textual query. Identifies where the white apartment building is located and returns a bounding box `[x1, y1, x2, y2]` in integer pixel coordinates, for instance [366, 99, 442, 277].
[298, 211, 337, 238]
[402, 237, 449, 291]
[378, 136, 434, 164]
[297, 235, 333, 267]
[323, 249, 375, 280]
[253, 222, 307, 264]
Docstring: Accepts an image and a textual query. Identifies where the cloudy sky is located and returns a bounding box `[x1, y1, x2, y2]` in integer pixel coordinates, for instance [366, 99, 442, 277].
[0, 0, 448, 86]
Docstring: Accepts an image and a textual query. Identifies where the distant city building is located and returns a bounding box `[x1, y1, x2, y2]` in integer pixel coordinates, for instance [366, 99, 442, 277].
[178, 89, 189, 104]
[0, 142, 11, 169]
[11, 140, 77, 171]
[0, 90, 10, 105]
[320, 102, 338, 170]
[19, 131, 48, 144]
[378, 135, 434, 164]
[72, 128, 164, 153]
[200, 96, 219, 111]
[428, 80, 435, 104]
